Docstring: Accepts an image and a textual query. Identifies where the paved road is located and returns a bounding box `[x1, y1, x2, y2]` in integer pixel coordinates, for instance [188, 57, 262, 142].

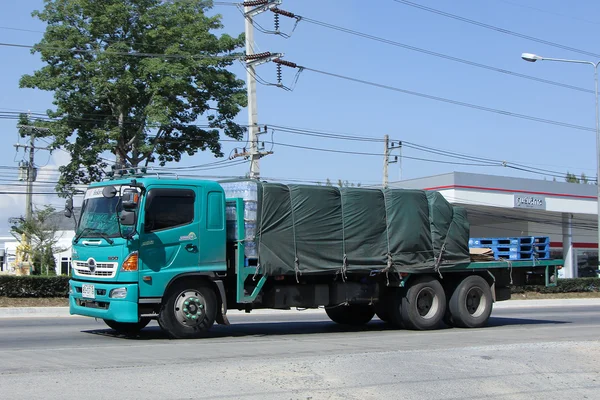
[1, 305, 599, 400]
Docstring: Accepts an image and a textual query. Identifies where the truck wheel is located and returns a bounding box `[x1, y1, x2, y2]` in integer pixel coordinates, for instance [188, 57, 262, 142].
[325, 304, 375, 325]
[448, 275, 493, 328]
[374, 303, 390, 322]
[104, 318, 150, 335]
[399, 276, 446, 330]
[158, 282, 217, 339]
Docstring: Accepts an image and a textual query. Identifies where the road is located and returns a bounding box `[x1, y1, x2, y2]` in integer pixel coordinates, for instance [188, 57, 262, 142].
[0, 305, 599, 400]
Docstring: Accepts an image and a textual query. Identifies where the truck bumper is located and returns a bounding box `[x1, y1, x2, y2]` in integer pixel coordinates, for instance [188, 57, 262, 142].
[69, 280, 140, 323]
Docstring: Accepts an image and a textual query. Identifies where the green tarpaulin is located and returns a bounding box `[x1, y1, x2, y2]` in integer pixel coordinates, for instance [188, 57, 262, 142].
[250, 182, 470, 276]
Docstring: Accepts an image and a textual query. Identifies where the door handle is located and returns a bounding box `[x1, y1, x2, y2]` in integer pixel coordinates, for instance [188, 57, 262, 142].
[185, 243, 197, 252]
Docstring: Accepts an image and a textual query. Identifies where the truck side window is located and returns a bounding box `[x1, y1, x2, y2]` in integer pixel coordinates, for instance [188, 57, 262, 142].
[144, 189, 195, 233]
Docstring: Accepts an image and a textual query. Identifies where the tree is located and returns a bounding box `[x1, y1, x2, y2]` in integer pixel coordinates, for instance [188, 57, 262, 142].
[9, 206, 66, 275]
[565, 171, 594, 184]
[20, 0, 247, 193]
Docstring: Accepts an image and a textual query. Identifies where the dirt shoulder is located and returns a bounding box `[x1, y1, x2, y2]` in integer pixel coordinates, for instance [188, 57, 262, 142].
[0, 297, 69, 307]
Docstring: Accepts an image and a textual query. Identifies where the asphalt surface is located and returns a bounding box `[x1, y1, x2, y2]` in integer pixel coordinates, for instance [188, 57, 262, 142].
[1, 304, 599, 399]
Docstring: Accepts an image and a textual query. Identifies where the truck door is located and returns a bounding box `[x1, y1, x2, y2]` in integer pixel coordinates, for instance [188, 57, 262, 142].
[138, 185, 201, 298]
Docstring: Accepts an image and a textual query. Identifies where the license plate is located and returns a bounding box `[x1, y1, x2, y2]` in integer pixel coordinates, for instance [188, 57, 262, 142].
[82, 284, 95, 299]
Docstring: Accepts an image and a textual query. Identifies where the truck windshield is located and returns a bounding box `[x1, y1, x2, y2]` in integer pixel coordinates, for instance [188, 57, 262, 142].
[77, 187, 126, 238]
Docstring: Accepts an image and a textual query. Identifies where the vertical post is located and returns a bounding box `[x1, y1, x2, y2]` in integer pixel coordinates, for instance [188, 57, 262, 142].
[383, 134, 389, 188]
[562, 213, 575, 279]
[245, 5, 260, 179]
[595, 63, 600, 277]
[26, 132, 34, 222]
[398, 141, 403, 182]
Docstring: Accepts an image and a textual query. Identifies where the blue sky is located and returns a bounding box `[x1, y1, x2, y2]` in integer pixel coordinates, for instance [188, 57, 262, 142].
[1, 0, 600, 234]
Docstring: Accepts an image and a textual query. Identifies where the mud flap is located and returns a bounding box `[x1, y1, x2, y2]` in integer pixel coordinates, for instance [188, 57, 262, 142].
[216, 303, 230, 325]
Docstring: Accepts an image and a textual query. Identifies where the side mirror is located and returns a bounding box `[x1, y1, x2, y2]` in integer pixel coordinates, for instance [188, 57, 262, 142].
[121, 188, 140, 211]
[119, 210, 136, 226]
[64, 198, 73, 218]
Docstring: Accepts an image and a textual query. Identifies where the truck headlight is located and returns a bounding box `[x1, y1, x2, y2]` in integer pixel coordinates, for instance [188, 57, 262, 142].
[109, 287, 128, 299]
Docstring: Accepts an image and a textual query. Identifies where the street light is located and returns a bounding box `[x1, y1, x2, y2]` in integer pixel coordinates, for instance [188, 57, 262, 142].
[522, 52, 600, 278]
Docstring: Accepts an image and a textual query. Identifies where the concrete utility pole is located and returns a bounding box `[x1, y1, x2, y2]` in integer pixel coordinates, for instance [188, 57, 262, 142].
[14, 126, 51, 221]
[243, 0, 282, 179]
[383, 136, 402, 188]
[383, 135, 389, 188]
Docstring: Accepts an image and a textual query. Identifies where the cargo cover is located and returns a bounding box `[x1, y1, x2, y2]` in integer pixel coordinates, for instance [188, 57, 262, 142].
[251, 182, 470, 276]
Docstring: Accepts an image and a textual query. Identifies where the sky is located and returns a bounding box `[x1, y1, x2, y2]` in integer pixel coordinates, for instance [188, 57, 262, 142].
[1, 0, 600, 235]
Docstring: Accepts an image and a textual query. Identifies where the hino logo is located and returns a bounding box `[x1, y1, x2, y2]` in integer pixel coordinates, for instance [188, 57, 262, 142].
[86, 258, 97, 273]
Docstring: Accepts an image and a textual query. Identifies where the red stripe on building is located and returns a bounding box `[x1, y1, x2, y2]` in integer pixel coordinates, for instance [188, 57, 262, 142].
[550, 242, 597, 249]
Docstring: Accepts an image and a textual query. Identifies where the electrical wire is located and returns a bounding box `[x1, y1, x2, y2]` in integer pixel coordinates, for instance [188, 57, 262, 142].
[0, 41, 242, 60]
[392, 0, 600, 59]
[299, 16, 592, 94]
[296, 65, 595, 133]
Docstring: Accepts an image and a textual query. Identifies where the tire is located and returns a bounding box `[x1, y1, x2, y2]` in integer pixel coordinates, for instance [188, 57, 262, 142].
[325, 304, 375, 326]
[448, 275, 493, 328]
[374, 290, 392, 322]
[158, 281, 217, 339]
[399, 276, 446, 330]
[104, 318, 150, 335]
[374, 303, 390, 322]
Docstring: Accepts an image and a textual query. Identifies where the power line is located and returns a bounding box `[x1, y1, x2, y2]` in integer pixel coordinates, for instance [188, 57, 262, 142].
[296, 65, 594, 133]
[300, 16, 593, 94]
[0, 41, 242, 60]
[392, 0, 600, 59]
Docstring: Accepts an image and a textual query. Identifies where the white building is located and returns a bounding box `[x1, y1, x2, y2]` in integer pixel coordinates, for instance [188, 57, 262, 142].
[0, 211, 76, 275]
[396, 172, 598, 278]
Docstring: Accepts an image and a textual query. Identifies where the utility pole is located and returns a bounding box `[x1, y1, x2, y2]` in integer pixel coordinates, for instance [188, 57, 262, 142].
[383, 135, 402, 188]
[243, 0, 282, 179]
[14, 126, 51, 221]
[383, 135, 389, 188]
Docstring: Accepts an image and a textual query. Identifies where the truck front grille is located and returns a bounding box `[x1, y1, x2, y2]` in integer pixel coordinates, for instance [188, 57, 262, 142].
[73, 261, 118, 278]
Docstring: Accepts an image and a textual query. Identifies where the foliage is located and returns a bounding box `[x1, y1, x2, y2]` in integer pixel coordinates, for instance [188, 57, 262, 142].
[20, 0, 247, 193]
[565, 171, 594, 184]
[512, 278, 600, 294]
[0, 276, 70, 298]
[9, 205, 66, 275]
[318, 178, 361, 187]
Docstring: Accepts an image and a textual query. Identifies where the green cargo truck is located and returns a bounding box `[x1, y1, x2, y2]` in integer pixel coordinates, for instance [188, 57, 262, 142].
[66, 171, 562, 338]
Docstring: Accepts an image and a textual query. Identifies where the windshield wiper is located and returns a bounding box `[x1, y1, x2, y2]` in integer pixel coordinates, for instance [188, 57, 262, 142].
[74, 227, 115, 245]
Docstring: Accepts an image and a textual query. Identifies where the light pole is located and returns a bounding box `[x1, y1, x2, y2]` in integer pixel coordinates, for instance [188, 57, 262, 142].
[522, 52, 600, 277]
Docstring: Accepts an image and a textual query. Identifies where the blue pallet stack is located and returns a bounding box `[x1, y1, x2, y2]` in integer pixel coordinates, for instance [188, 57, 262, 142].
[469, 236, 550, 261]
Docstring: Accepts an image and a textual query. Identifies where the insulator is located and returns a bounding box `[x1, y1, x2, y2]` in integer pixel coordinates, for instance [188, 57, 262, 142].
[272, 58, 298, 68]
[245, 51, 272, 61]
[274, 13, 280, 31]
[276, 63, 282, 84]
[243, 0, 268, 7]
[271, 7, 296, 18]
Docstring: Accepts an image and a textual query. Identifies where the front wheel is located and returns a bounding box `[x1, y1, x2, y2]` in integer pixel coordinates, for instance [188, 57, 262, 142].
[158, 282, 217, 339]
[104, 318, 150, 335]
[448, 275, 493, 328]
[325, 304, 375, 325]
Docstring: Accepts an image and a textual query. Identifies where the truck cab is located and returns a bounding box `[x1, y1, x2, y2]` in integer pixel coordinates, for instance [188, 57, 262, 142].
[68, 175, 229, 338]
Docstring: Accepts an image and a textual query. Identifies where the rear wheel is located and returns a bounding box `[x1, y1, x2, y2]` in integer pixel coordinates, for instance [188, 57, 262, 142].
[104, 318, 150, 335]
[448, 275, 493, 328]
[325, 304, 375, 325]
[398, 276, 446, 330]
[158, 282, 217, 339]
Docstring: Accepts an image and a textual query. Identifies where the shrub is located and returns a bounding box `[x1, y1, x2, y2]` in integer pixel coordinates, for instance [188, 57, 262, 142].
[0, 276, 70, 298]
[512, 278, 600, 294]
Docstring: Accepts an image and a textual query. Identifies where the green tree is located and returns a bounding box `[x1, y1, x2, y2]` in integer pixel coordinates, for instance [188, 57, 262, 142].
[20, 0, 246, 193]
[9, 206, 66, 275]
[565, 172, 580, 183]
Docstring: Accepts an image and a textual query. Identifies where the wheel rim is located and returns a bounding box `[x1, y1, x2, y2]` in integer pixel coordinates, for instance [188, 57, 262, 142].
[174, 289, 206, 327]
[415, 287, 439, 319]
[465, 287, 486, 318]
